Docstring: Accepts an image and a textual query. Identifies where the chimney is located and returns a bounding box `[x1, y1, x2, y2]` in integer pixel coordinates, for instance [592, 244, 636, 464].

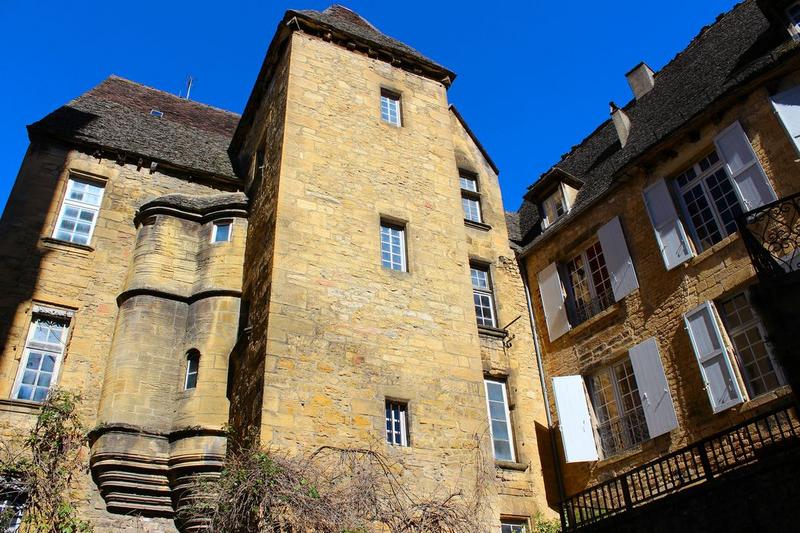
[610, 101, 631, 148]
[626, 62, 655, 100]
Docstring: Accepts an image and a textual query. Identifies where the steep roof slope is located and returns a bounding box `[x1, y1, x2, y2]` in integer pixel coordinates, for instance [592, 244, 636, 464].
[516, 0, 800, 248]
[28, 76, 240, 179]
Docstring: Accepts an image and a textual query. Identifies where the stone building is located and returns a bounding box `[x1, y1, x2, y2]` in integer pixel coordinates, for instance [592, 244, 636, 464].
[512, 0, 800, 527]
[0, 4, 551, 532]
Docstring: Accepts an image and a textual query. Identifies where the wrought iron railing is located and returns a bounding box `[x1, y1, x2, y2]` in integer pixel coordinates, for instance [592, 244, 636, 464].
[573, 290, 615, 325]
[736, 192, 800, 280]
[596, 410, 649, 458]
[560, 402, 800, 531]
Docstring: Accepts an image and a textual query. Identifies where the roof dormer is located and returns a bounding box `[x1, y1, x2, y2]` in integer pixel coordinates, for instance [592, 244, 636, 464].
[525, 168, 583, 231]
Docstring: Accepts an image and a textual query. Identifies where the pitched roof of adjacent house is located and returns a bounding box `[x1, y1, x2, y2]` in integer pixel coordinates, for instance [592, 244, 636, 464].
[28, 75, 240, 180]
[515, 0, 800, 249]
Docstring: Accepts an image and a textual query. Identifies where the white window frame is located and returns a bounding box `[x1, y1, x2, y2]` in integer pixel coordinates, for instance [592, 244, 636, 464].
[380, 222, 407, 272]
[484, 378, 516, 462]
[471, 265, 497, 328]
[380, 89, 402, 127]
[541, 184, 568, 229]
[788, 2, 800, 40]
[211, 219, 233, 243]
[459, 172, 483, 224]
[52, 176, 106, 245]
[500, 519, 529, 533]
[0, 488, 25, 532]
[184, 351, 200, 390]
[564, 241, 614, 325]
[385, 400, 409, 447]
[11, 311, 71, 403]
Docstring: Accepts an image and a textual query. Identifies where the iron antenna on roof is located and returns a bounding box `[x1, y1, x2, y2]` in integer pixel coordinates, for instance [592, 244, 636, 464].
[183, 75, 194, 100]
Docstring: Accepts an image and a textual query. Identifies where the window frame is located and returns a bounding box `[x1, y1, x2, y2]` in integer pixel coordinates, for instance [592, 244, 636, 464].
[379, 88, 402, 127]
[385, 399, 409, 447]
[380, 220, 408, 272]
[563, 241, 614, 326]
[470, 263, 497, 328]
[500, 518, 529, 533]
[211, 219, 233, 243]
[484, 378, 516, 462]
[51, 175, 106, 246]
[0, 485, 25, 533]
[459, 172, 483, 224]
[11, 310, 71, 403]
[184, 350, 200, 390]
[541, 184, 568, 229]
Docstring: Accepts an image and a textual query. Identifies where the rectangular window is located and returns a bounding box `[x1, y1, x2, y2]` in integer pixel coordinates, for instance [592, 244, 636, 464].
[12, 313, 70, 402]
[0, 486, 25, 533]
[565, 242, 614, 325]
[462, 196, 482, 223]
[541, 187, 567, 229]
[485, 379, 515, 461]
[587, 359, 649, 458]
[212, 220, 232, 242]
[471, 265, 496, 328]
[459, 172, 483, 224]
[53, 177, 105, 245]
[185, 351, 200, 390]
[788, 3, 800, 39]
[719, 291, 784, 398]
[385, 400, 408, 446]
[501, 520, 528, 533]
[380, 222, 407, 272]
[380, 89, 401, 126]
[674, 150, 743, 252]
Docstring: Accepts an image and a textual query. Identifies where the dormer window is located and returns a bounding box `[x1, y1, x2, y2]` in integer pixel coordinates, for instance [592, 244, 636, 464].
[542, 187, 567, 228]
[788, 2, 800, 39]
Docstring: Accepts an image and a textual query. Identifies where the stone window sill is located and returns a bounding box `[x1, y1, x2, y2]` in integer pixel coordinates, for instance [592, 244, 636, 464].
[0, 398, 42, 414]
[478, 325, 508, 339]
[736, 384, 792, 412]
[464, 219, 492, 231]
[41, 236, 94, 253]
[686, 232, 739, 268]
[565, 300, 623, 338]
[495, 460, 529, 472]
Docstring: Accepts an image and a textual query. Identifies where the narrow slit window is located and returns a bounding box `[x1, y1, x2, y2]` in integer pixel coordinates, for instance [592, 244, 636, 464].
[380, 221, 407, 271]
[385, 400, 408, 446]
[185, 350, 200, 390]
[53, 177, 105, 245]
[380, 89, 401, 126]
[13, 313, 70, 402]
[212, 220, 232, 243]
[484, 379, 515, 461]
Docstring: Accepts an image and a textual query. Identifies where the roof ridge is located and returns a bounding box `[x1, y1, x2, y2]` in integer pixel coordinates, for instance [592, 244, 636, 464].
[323, 4, 381, 33]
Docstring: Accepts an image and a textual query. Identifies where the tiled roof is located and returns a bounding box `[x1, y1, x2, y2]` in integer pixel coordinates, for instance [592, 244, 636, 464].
[515, 0, 800, 248]
[28, 75, 240, 179]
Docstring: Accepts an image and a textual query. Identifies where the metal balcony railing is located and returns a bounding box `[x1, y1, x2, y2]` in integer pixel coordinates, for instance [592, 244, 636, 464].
[560, 402, 800, 531]
[736, 192, 800, 280]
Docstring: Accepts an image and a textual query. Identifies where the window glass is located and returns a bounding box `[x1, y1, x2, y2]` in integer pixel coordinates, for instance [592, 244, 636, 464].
[485, 379, 515, 461]
[501, 521, 528, 533]
[212, 221, 232, 242]
[380, 91, 401, 126]
[462, 196, 482, 223]
[542, 188, 566, 228]
[471, 266, 496, 327]
[565, 242, 613, 324]
[0, 487, 25, 532]
[385, 400, 408, 446]
[459, 175, 478, 192]
[53, 178, 105, 245]
[380, 223, 406, 271]
[14, 316, 68, 402]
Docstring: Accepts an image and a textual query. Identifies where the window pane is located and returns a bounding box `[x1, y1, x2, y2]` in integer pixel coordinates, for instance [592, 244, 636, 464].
[682, 183, 722, 249]
[705, 168, 743, 235]
[385, 400, 408, 446]
[485, 380, 514, 461]
[462, 196, 482, 223]
[380, 224, 406, 271]
[380, 94, 401, 126]
[214, 222, 231, 242]
[15, 316, 68, 403]
[589, 363, 649, 458]
[459, 175, 478, 192]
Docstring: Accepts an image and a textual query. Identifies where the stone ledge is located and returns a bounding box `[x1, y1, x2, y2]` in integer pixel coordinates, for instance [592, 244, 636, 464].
[0, 398, 42, 415]
[478, 325, 508, 339]
[464, 219, 492, 232]
[495, 460, 529, 472]
[40, 236, 94, 253]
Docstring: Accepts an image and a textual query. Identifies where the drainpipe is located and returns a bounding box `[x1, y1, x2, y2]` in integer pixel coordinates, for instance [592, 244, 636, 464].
[518, 256, 567, 528]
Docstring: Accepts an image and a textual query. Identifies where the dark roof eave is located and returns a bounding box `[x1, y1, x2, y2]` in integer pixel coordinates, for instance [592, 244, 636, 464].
[449, 105, 500, 176]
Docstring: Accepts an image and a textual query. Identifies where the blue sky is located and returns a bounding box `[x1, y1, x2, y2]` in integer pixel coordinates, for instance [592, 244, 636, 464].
[0, 0, 740, 212]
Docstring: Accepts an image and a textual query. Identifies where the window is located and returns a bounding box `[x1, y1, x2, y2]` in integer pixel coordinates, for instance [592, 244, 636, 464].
[380, 222, 406, 271]
[484, 379, 515, 461]
[0, 485, 24, 533]
[788, 2, 800, 39]
[587, 359, 649, 457]
[52, 177, 105, 245]
[719, 291, 784, 398]
[674, 150, 744, 252]
[185, 350, 200, 390]
[212, 220, 232, 242]
[385, 400, 408, 446]
[459, 172, 483, 224]
[380, 89, 401, 126]
[12, 312, 70, 402]
[565, 242, 614, 325]
[501, 520, 528, 533]
[541, 187, 567, 229]
[471, 265, 496, 328]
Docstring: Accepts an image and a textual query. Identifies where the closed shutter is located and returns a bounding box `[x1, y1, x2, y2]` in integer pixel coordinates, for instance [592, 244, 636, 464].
[642, 179, 694, 270]
[537, 262, 570, 342]
[714, 121, 777, 211]
[771, 85, 800, 156]
[552, 376, 599, 463]
[684, 302, 744, 413]
[628, 338, 678, 438]
[597, 216, 639, 302]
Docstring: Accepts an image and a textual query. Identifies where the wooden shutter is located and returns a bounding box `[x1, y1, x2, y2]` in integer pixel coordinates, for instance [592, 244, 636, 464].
[552, 376, 599, 463]
[714, 121, 777, 211]
[537, 262, 570, 342]
[642, 179, 694, 270]
[771, 85, 800, 156]
[684, 302, 744, 413]
[597, 216, 639, 302]
[628, 338, 678, 438]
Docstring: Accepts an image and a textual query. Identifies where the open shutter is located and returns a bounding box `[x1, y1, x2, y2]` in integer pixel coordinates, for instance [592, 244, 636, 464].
[628, 338, 678, 438]
[771, 85, 800, 156]
[642, 179, 694, 270]
[552, 376, 599, 463]
[684, 302, 744, 413]
[714, 121, 777, 211]
[597, 216, 639, 301]
[537, 263, 570, 342]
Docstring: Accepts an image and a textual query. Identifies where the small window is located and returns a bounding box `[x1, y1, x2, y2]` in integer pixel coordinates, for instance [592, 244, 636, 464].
[718, 291, 784, 398]
[12, 313, 70, 402]
[541, 187, 567, 229]
[0, 485, 25, 532]
[501, 519, 528, 533]
[587, 359, 649, 457]
[459, 172, 483, 224]
[380, 89, 401, 126]
[673, 150, 743, 252]
[564, 242, 614, 325]
[150, 109, 164, 118]
[385, 400, 408, 446]
[380, 221, 407, 272]
[484, 379, 515, 461]
[185, 350, 200, 390]
[212, 220, 232, 243]
[471, 264, 496, 328]
[788, 2, 800, 39]
[53, 177, 105, 245]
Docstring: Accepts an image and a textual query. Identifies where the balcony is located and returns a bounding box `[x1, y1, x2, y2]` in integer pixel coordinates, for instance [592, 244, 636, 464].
[736, 192, 800, 281]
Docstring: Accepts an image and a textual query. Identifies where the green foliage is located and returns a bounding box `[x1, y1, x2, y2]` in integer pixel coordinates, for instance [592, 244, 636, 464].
[531, 512, 561, 533]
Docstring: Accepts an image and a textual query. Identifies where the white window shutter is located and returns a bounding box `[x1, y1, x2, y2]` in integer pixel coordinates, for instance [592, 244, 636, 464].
[714, 121, 777, 211]
[642, 179, 694, 270]
[771, 85, 800, 156]
[628, 338, 678, 438]
[684, 302, 744, 413]
[597, 216, 639, 302]
[537, 263, 571, 342]
[552, 376, 599, 463]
